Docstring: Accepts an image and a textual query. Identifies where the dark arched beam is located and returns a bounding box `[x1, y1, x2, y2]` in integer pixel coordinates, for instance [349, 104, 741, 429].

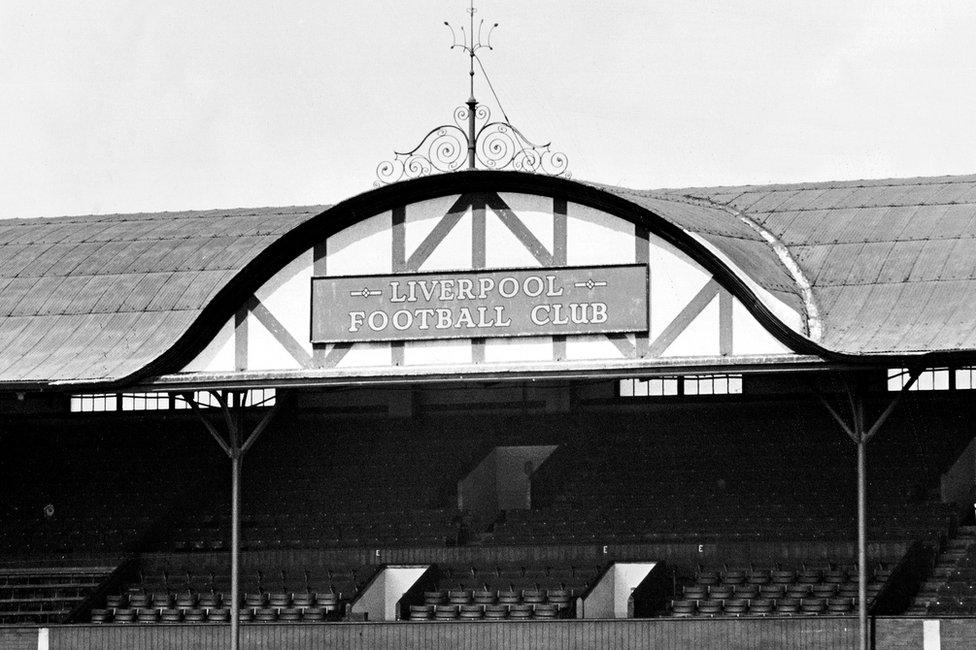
[114, 171, 954, 388]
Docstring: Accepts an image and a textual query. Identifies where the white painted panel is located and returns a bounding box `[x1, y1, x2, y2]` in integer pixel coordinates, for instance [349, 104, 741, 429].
[732, 299, 790, 355]
[38, 627, 49, 650]
[485, 204, 542, 268]
[336, 342, 393, 368]
[254, 250, 314, 356]
[613, 563, 656, 619]
[566, 202, 635, 265]
[182, 318, 234, 372]
[648, 237, 711, 341]
[403, 339, 471, 366]
[580, 566, 614, 619]
[404, 195, 465, 262]
[484, 336, 552, 363]
[686, 230, 805, 334]
[565, 334, 630, 360]
[923, 619, 941, 650]
[247, 314, 302, 371]
[349, 572, 385, 622]
[327, 211, 392, 275]
[497, 192, 555, 255]
[384, 566, 430, 621]
[411, 203, 472, 271]
[662, 295, 720, 357]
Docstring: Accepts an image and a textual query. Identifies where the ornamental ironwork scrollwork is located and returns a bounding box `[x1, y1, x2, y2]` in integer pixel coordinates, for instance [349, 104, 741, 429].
[374, 1, 569, 186]
[375, 105, 569, 186]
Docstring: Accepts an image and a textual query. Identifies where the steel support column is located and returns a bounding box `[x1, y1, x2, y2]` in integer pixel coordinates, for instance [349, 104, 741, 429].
[229, 391, 242, 650]
[185, 390, 283, 650]
[856, 418, 867, 650]
[819, 368, 919, 650]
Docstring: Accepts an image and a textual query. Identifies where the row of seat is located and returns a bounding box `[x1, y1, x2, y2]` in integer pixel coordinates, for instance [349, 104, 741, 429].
[670, 596, 857, 617]
[92, 607, 332, 623]
[422, 588, 573, 608]
[409, 603, 563, 620]
[104, 591, 344, 611]
[682, 583, 870, 600]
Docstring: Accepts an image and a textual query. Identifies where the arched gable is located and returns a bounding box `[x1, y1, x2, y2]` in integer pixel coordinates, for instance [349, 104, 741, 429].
[181, 181, 802, 379]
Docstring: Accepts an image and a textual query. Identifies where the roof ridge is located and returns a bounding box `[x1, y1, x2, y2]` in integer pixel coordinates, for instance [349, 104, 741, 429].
[0, 205, 331, 225]
[647, 192, 822, 342]
[649, 172, 976, 196]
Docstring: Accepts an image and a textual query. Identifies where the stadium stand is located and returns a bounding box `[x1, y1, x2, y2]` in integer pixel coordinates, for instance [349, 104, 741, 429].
[490, 402, 964, 546]
[4, 172, 976, 648]
[908, 526, 976, 615]
[90, 563, 376, 624]
[0, 566, 115, 625]
[401, 562, 602, 620]
[667, 562, 891, 617]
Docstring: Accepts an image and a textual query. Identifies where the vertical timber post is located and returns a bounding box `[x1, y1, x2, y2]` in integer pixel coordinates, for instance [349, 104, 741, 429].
[229, 391, 242, 650]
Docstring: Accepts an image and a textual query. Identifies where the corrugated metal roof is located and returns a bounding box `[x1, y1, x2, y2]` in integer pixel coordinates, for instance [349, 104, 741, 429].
[0, 206, 327, 385]
[1, 172, 975, 387]
[654, 174, 976, 354]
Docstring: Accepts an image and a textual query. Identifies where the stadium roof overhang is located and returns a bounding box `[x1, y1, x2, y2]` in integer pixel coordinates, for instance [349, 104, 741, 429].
[2, 170, 976, 392]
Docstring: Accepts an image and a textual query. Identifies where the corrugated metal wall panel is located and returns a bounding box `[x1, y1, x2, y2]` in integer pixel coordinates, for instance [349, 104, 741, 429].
[0, 628, 37, 650]
[51, 619, 971, 650]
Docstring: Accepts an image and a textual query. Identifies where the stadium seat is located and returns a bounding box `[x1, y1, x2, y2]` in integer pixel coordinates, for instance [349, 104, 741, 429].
[90, 608, 111, 623]
[749, 598, 773, 616]
[160, 608, 181, 622]
[302, 607, 325, 621]
[723, 598, 748, 616]
[279, 607, 302, 621]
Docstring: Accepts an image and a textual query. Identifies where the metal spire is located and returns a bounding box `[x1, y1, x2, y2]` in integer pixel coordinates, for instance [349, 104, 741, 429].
[376, 1, 568, 185]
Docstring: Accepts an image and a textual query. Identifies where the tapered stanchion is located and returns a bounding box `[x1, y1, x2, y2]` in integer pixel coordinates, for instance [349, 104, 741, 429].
[230, 392, 241, 650]
[857, 430, 868, 650]
[184, 389, 283, 650]
[817, 369, 921, 650]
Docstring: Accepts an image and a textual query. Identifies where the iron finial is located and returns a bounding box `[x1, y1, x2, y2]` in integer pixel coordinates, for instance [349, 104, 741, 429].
[375, 1, 569, 185]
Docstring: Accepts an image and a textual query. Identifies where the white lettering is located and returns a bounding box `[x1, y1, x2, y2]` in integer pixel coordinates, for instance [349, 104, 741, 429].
[498, 277, 519, 298]
[550, 303, 569, 325]
[530, 304, 550, 325]
[455, 307, 475, 328]
[392, 310, 413, 330]
[389, 281, 408, 303]
[476, 306, 494, 327]
[416, 309, 434, 330]
[494, 306, 512, 327]
[478, 277, 495, 299]
[435, 308, 452, 329]
[590, 302, 608, 324]
[523, 276, 544, 297]
[456, 278, 475, 300]
[368, 311, 388, 331]
[349, 311, 366, 332]
[418, 281, 437, 301]
[439, 279, 456, 300]
[570, 303, 588, 323]
[546, 275, 564, 297]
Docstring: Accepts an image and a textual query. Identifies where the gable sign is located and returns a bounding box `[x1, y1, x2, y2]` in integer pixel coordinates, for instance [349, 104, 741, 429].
[311, 264, 648, 343]
[182, 190, 798, 378]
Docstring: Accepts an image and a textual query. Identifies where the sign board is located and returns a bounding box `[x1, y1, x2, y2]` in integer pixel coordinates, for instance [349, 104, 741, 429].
[311, 264, 648, 344]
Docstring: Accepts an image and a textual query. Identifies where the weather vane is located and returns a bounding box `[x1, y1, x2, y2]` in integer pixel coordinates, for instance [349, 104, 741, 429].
[375, 0, 569, 185]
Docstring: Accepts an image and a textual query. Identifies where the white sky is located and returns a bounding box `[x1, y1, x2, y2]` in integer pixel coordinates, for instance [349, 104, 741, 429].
[1, 1, 974, 218]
